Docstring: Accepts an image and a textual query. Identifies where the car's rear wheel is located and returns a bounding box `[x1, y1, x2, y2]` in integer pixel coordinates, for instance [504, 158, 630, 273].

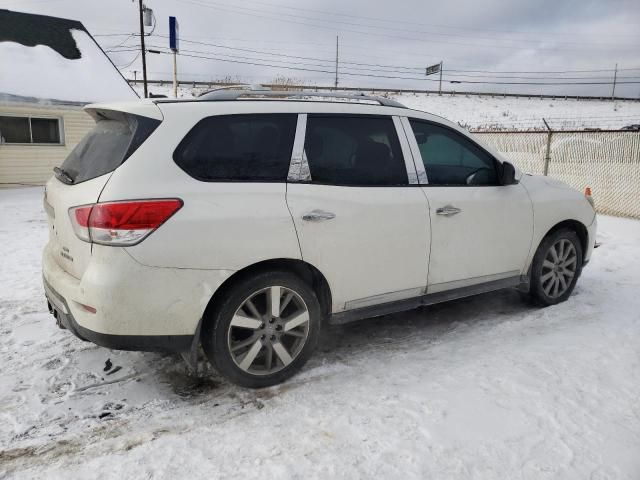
[529, 229, 583, 306]
[202, 271, 322, 388]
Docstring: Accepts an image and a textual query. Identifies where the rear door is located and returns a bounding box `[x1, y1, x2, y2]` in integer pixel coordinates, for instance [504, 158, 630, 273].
[44, 108, 161, 279]
[403, 117, 533, 292]
[286, 114, 430, 312]
[122, 111, 303, 270]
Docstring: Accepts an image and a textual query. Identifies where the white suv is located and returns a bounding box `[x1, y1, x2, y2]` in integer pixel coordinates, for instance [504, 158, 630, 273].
[43, 90, 597, 387]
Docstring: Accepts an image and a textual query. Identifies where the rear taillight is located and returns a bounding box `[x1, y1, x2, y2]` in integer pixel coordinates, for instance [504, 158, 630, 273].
[70, 205, 92, 242]
[69, 199, 182, 246]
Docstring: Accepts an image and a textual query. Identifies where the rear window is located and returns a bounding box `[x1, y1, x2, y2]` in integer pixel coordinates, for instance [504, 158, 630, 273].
[59, 111, 160, 184]
[173, 114, 297, 182]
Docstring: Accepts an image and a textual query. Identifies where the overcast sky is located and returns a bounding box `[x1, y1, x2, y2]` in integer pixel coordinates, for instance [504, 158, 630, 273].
[3, 0, 640, 97]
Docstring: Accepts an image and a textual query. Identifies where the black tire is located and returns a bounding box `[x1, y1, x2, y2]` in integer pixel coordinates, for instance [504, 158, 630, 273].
[529, 228, 583, 306]
[202, 270, 322, 388]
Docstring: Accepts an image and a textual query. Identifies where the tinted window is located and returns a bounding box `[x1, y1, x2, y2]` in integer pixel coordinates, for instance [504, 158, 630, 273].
[60, 112, 159, 184]
[0, 116, 30, 143]
[0, 116, 60, 144]
[409, 120, 498, 186]
[31, 118, 61, 143]
[304, 115, 408, 186]
[174, 114, 297, 182]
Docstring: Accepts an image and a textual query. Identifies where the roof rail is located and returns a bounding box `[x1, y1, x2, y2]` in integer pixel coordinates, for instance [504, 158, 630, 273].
[196, 88, 406, 108]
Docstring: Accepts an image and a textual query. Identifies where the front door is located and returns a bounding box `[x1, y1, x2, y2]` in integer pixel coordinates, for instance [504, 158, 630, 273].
[404, 117, 533, 293]
[286, 114, 431, 312]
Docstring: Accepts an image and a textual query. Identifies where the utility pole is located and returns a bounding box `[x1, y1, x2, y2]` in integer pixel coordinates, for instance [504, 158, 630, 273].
[334, 35, 339, 90]
[611, 63, 618, 100]
[172, 51, 178, 98]
[138, 0, 148, 98]
[438, 61, 443, 95]
[133, 70, 137, 84]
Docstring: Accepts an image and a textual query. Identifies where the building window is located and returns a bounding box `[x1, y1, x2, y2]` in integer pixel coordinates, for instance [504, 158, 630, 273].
[0, 115, 63, 144]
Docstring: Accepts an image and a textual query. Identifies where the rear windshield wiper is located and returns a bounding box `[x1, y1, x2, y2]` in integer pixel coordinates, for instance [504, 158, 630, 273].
[53, 166, 75, 185]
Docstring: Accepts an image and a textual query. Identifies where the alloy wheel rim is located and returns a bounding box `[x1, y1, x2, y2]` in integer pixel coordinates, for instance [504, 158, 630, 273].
[227, 286, 310, 376]
[541, 239, 577, 299]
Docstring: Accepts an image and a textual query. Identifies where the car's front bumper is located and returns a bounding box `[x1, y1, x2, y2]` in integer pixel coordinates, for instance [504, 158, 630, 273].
[584, 214, 597, 265]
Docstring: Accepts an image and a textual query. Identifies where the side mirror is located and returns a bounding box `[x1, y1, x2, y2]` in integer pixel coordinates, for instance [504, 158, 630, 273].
[500, 161, 519, 185]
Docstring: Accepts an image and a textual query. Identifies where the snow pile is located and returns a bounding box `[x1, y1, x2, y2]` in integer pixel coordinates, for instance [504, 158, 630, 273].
[0, 30, 136, 104]
[132, 83, 640, 130]
[395, 92, 640, 130]
[1, 187, 639, 479]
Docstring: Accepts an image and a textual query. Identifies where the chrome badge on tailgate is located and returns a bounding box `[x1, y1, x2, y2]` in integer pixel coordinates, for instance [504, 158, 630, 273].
[60, 246, 73, 262]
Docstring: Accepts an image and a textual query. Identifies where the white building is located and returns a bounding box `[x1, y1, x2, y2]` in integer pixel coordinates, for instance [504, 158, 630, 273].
[0, 9, 137, 185]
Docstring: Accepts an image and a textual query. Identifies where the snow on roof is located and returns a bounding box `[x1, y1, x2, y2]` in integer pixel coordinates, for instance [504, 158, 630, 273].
[0, 10, 137, 105]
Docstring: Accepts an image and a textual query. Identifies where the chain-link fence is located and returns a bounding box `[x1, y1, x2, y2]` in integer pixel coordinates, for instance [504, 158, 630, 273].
[474, 130, 640, 219]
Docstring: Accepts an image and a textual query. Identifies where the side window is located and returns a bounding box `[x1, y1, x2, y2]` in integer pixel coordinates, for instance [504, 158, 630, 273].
[409, 120, 498, 186]
[173, 114, 297, 182]
[304, 115, 408, 186]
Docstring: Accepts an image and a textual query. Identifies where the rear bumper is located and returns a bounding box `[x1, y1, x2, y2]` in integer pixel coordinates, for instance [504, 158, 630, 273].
[44, 277, 192, 352]
[42, 241, 234, 352]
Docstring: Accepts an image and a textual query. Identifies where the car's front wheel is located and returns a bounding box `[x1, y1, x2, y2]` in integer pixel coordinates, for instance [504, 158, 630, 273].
[202, 271, 322, 388]
[529, 228, 583, 306]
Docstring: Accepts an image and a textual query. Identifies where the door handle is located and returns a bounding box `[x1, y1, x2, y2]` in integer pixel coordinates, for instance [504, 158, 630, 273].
[436, 205, 462, 216]
[302, 210, 336, 222]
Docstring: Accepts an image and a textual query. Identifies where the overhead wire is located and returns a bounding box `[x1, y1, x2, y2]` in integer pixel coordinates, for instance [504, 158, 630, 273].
[173, 0, 638, 53]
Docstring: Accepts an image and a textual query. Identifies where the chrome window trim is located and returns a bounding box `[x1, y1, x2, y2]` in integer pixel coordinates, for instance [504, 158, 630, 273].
[399, 116, 428, 184]
[392, 116, 418, 185]
[287, 113, 310, 182]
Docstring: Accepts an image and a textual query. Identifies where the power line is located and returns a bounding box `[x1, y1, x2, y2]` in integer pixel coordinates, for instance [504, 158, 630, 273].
[104, 33, 136, 51]
[447, 67, 640, 74]
[94, 32, 136, 37]
[144, 44, 385, 73]
[98, 31, 640, 79]
[120, 40, 640, 83]
[148, 50, 640, 86]
[443, 72, 640, 81]
[447, 79, 640, 86]
[175, 0, 637, 52]
[106, 47, 140, 53]
[173, 51, 439, 80]
[248, 0, 640, 48]
[123, 35, 640, 81]
[233, 0, 640, 41]
[116, 51, 141, 69]
[174, 0, 637, 53]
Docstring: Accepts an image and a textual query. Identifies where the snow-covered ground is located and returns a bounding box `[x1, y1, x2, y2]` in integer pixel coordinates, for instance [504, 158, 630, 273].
[1, 187, 640, 479]
[134, 83, 640, 130]
[396, 93, 640, 131]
